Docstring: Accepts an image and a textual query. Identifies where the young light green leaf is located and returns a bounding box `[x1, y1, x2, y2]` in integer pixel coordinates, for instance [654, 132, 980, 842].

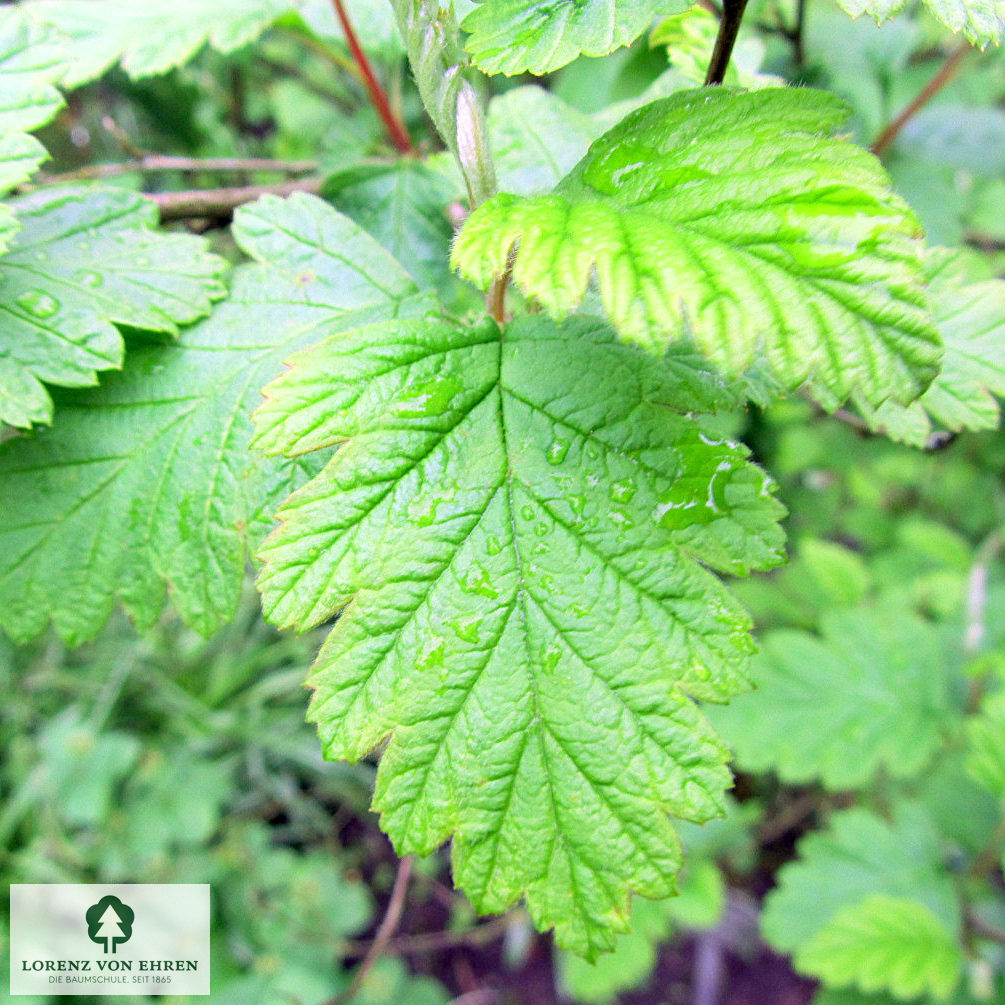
[460, 0, 685, 75]
[709, 606, 953, 789]
[966, 691, 1005, 800]
[835, 0, 1004, 48]
[762, 804, 961, 956]
[0, 192, 427, 644]
[453, 87, 940, 407]
[796, 894, 963, 1001]
[0, 7, 67, 250]
[26, 0, 290, 86]
[863, 249, 1005, 446]
[0, 186, 227, 429]
[253, 313, 784, 956]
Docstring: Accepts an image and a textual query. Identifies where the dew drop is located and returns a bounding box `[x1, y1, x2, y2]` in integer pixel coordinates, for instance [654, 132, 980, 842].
[610, 477, 636, 503]
[16, 290, 59, 318]
[533, 522, 549, 538]
[520, 505, 534, 521]
[485, 535, 502, 555]
[75, 269, 104, 289]
[545, 438, 570, 466]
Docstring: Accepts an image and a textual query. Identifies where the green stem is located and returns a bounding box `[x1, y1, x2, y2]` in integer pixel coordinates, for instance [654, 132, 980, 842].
[390, 0, 496, 208]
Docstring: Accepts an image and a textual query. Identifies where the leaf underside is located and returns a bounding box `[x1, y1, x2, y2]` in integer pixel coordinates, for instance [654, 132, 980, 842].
[253, 311, 784, 956]
[453, 87, 941, 408]
[0, 185, 227, 429]
[460, 0, 683, 75]
[862, 248, 1005, 445]
[835, 0, 1005, 48]
[0, 192, 428, 644]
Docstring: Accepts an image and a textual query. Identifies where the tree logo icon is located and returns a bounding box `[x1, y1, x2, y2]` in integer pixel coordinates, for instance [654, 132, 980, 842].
[85, 895, 134, 954]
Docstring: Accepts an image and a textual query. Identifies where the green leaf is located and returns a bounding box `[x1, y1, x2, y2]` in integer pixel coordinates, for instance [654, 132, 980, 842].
[322, 162, 456, 293]
[835, 0, 1004, 48]
[0, 7, 67, 250]
[966, 690, 1005, 800]
[460, 0, 684, 75]
[27, 0, 290, 86]
[762, 804, 961, 956]
[253, 312, 784, 956]
[0, 192, 426, 644]
[709, 606, 954, 790]
[864, 249, 1005, 446]
[453, 87, 940, 407]
[0, 186, 227, 429]
[488, 86, 600, 196]
[796, 894, 963, 1001]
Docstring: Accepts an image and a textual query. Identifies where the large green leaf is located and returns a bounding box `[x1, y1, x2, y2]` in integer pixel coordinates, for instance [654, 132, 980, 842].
[0, 7, 66, 250]
[709, 606, 954, 789]
[453, 87, 940, 407]
[835, 0, 1004, 48]
[253, 313, 784, 955]
[762, 804, 961, 955]
[26, 0, 290, 86]
[797, 894, 963, 1001]
[0, 186, 227, 429]
[0, 193, 426, 644]
[460, 0, 683, 75]
[864, 249, 1005, 446]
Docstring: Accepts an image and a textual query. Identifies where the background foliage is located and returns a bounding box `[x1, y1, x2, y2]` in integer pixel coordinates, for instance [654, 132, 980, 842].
[1, 0, 1004, 1002]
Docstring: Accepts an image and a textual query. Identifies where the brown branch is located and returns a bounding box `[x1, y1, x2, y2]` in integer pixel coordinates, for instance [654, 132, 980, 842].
[705, 0, 751, 85]
[330, 856, 413, 1005]
[148, 177, 322, 222]
[872, 40, 971, 156]
[30, 155, 318, 186]
[341, 913, 512, 959]
[332, 0, 413, 154]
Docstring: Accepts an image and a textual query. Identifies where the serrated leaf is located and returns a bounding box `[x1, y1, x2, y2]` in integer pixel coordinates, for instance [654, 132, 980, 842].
[0, 186, 227, 429]
[488, 86, 600, 196]
[762, 804, 961, 956]
[835, 0, 1004, 48]
[796, 894, 963, 1001]
[27, 0, 290, 86]
[322, 162, 456, 292]
[864, 249, 1005, 446]
[460, 0, 684, 75]
[0, 192, 426, 644]
[253, 313, 784, 956]
[966, 690, 1005, 799]
[709, 606, 953, 789]
[0, 7, 67, 250]
[453, 87, 940, 407]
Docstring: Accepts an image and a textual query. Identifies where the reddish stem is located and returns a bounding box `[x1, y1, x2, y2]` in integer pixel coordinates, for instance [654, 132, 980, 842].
[872, 40, 970, 156]
[332, 0, 413, 154]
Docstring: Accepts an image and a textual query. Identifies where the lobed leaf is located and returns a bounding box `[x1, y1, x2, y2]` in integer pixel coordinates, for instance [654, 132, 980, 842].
[710, 606, 954, 789]
[0, 186, 227, 429]
[253, 313, 785, 955]
[453, 87, 941, 407]
[0, 192, 427, 643]
[762, 804, 961, 956]
[0, 6, 67, 250]
[25, 0, 290, 86]
[796, 894, 963, 1001]
[460, 0, 685, 75]
[863, 248, 1005, 445]
[835, 0, 1005, 48]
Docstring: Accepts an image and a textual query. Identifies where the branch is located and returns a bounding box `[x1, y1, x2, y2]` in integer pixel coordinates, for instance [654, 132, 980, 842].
[30, 155, 318, 186]
[148, 177, 322, 222]
[705, 0, 751, 85]
[341, 913, 512, 959]
[872, 40, 971, 156]
[331, 856, 413, 1005]
[332, 0, 413, 154]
